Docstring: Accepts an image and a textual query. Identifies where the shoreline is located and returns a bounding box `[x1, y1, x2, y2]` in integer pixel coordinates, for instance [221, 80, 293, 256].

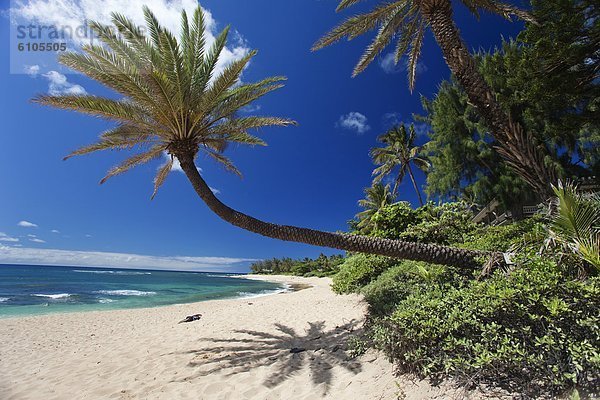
[0, 273, 293, 321]
[0, 275, 401, 400]
[0, 275, 507, 399]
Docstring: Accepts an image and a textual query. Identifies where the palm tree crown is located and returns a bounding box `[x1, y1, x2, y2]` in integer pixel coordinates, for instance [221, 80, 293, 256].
[34, 6, 295, 198]
[370, 124, 430, 205]
[312, 0, 533, 90]
[356, 183, 396, 231]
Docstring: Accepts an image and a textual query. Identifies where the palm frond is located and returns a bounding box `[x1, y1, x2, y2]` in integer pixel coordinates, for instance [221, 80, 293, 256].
[143, 6, 163, 49]
[33, 95, 154, 129]
[336, 0, 365, 12]
[393, 15, 419, 64]
[100, 144, 165, 184]
[550, 181, 600, 271]
[195, 26, 230, 96]
[152, 157, 173, 199]
[353, 11, 401, 76]
[460, 0, 536, 24]
[407, 21, 425, 92]
[206, 151, 242, 177]
[199, 51, 257, 115]
[312, 2, 403, 50]
[64, 125, 153, 160]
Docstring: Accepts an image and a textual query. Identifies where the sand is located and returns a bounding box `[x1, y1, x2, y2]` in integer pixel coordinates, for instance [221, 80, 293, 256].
[0, 275, 502, 400]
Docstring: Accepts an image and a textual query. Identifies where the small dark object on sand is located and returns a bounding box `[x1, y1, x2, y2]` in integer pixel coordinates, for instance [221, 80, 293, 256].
[290, 347, 306, 354]
[179, 314, 202, 324]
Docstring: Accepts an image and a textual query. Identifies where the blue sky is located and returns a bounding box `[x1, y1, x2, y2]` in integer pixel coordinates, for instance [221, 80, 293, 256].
[0, 0, 524, 271]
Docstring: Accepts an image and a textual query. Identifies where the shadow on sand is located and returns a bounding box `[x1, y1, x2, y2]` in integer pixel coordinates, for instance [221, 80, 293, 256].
[176, 319, 364, 390]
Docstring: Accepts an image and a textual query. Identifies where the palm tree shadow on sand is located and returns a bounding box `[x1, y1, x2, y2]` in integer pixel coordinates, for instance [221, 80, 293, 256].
[174, 320, 363, 391]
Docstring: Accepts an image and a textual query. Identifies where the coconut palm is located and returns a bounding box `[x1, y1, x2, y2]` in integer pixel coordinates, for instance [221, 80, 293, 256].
[313, 0, 556, 198]
[371, 124, 429, 205]
[34, 5, 494, 269]
[356, 183, 396, 232]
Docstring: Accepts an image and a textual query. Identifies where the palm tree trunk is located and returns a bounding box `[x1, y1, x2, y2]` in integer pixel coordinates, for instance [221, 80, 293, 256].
[176, 151, 493, 269]
[407, 164, 424, 206]
[420, 0, 556, 198]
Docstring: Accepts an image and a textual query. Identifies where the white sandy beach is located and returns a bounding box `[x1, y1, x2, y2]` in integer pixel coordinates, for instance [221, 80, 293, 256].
[0, 275, 499, 400]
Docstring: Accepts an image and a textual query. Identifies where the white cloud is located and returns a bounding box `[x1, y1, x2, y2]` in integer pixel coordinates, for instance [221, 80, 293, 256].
[11, 0, 250, 80]
[29, 238, 46, 243]
[337, 112, 370, 134]
[162, 152, 202, 173]
[381, 112, 402, 129]
[25, 64, 40, 76]
[0, 233, 19, 243]
[157, 153, 217, 193]
[412, 122, 430, 137]
[27, 234, 37, 238]
[379, 52, 403, 74]
[379, 52, 428, 77]
[42, 70, 87, 95]
[0, 245, 258, 272]
[17, 220, 38, 228]
[51, 229, 60, 233]
[240, 104, 261, 113]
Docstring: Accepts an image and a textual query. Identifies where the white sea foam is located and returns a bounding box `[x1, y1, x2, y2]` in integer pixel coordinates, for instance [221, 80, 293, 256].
[32, 293, 72, 300]
[96, 290, 156, 296]
[237, 284, 290, 300]
[0, 297, 10, 303]
[98, 298, 115, 304]
[74, 270, 151, 275]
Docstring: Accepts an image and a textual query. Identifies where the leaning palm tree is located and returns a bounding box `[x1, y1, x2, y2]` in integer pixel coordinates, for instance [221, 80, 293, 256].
[371, 124, 429, 205]
[356, 183, 396, 232]
[313, 0, 556, 198]
[34, 5, 494, 269]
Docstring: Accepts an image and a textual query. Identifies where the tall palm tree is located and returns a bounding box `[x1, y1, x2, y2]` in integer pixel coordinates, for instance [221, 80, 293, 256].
[371, 124, 429, 205]
[312, 0, 556, 198]
[356, 183, 396, 232]
[34, 5, 494, 269]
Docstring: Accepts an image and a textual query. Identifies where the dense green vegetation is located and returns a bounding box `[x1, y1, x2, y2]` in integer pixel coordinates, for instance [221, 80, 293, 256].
[420, 0, 599, 205]
[249, 254, 345, 277]
[335, 200, 599, 397]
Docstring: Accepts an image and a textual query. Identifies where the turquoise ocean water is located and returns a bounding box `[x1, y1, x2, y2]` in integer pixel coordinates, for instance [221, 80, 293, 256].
[0, 264, 284, 318]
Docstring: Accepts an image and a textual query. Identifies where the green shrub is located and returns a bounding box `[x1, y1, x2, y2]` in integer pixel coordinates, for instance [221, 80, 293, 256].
[369, 202, 418, 239]
[250, 254, 344, 277]
[461, 216, 545, 252]
[331, 254, 397, 294]
[399, 202, 478, 245]
[361, 261, 454, 316]
[370, 256, 600, 397]
[370, 201, 477, 245]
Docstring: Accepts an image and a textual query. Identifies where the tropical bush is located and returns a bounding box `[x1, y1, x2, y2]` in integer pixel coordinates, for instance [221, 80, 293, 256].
[335, 200, 599, 397]
[369, 201, 477, 244]
[360, 260, 453, 316]
[331, 254, 398, 294]
[250, 254, 344, 277]
[461, 216, 546, 252]
[370, 256, 600, 397]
